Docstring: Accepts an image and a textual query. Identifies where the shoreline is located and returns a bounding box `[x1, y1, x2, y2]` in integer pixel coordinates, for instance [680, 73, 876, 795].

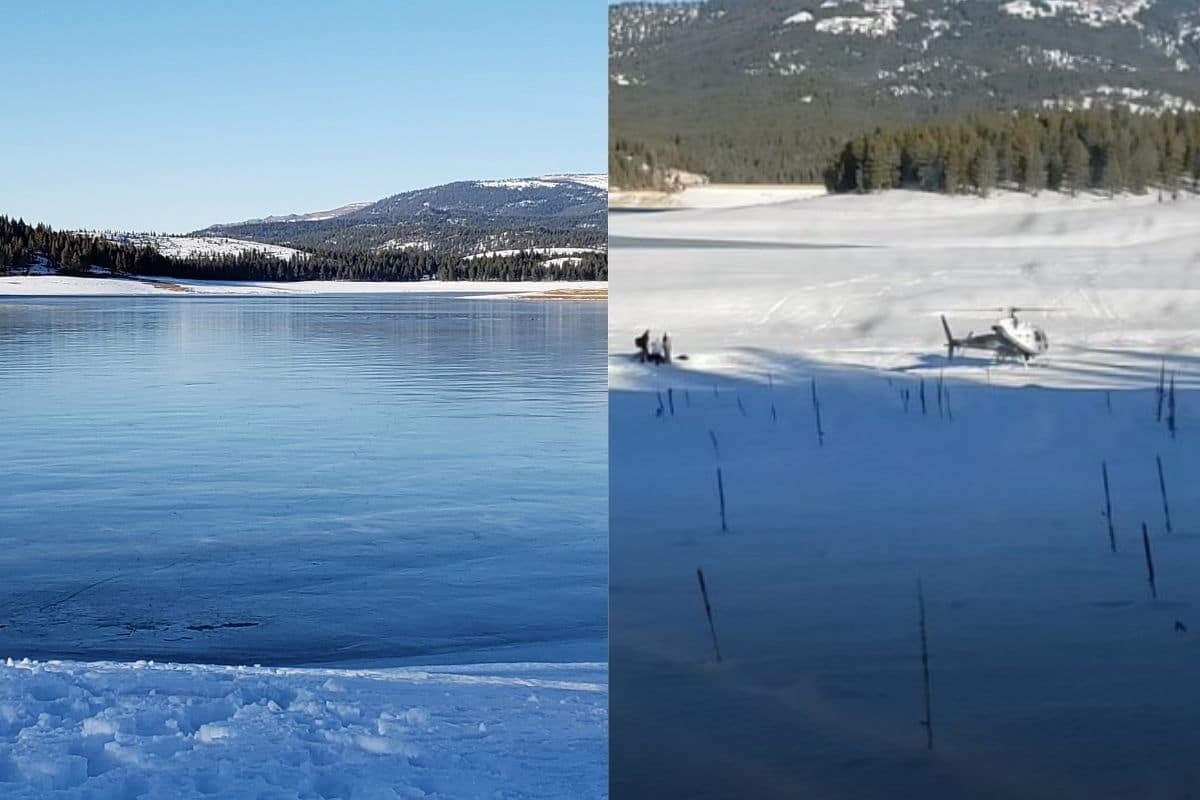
[609, 182, 828, 211]
[0, 273, 607, 299]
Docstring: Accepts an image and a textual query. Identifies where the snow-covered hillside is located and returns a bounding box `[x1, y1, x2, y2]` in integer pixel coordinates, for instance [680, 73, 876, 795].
[193, 175, 609, 256]
[0, 659, 606, 798]
[101, 233, 303, 261]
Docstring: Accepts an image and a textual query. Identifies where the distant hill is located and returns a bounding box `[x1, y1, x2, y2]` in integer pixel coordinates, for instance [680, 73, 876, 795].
[609, 0, 1200, 186]
[217, 202, 372, 227]
[196, 174, 608, 256]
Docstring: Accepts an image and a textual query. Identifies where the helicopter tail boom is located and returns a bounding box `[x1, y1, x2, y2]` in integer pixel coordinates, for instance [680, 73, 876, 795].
[941, 315, 957, 360]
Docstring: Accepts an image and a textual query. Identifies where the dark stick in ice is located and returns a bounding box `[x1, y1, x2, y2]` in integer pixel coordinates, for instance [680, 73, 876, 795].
[937, 370, 944, 419]
[668, 387, 675, 416]
[1167, 374, 1176, 439]
[917, 579, 934, 750]
[1156, 360, 1166, 422]
[716, 467, 727, 533]
[1102, 461, 1116, 553]
[811, 378, 825, 447]
[1156, 455, 1173, 534]
[696, 568, 723, 663]
[1142, 523, 1158, 600]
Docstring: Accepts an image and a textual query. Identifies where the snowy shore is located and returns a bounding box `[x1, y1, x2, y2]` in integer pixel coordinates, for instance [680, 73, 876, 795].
[0, 275, 607, 298]
[0, 658, 606, 798]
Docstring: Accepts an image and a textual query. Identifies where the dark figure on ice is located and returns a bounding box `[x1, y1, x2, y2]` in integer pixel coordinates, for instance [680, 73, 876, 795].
[661, 332, 672, 364]
[647, 336, 664, 365]
[635, 329, 650, 363]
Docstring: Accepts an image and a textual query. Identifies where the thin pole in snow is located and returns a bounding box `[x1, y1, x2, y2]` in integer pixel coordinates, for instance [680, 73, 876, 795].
[917, 579, 934, 750]
[1156, 455, 1173, 534]
[1102, 461, 1116, 553]
[696, 568, 722, 663]
[716, 467, 727, 533]
[1142, 523, 1158, 600]
[811, 378, 825, 447]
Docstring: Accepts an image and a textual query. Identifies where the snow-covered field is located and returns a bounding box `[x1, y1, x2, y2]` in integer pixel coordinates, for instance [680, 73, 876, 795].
[0, 659, 606, 799]
[99, 234, 304, 261]
[0, 275, 607, 298]
[611, 189, 1200, 390]
[610, 189, 1200, 798]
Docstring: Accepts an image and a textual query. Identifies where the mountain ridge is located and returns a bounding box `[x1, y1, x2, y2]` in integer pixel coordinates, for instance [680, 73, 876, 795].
[609, 0, 1200, 185]
[194, 174, 607, 256]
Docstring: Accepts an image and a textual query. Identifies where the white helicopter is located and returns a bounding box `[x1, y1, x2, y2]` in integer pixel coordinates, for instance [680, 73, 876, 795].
[940, 307, 1051, 363]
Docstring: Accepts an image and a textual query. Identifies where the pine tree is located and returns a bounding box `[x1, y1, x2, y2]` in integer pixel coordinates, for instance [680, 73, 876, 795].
[1063, 137, 1089, 197]
[1130, 138, 1158, 194]
[969, 141, 998, 197]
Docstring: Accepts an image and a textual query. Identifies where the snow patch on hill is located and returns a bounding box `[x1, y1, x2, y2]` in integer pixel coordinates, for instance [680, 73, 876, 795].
[802, 0, 909, 37]
[463, 247, 603, 262]
[476, 179, 559, 190]
[375, 238, 432, 252]
[542, 174, 609, 190]
[102, 233, 303, 261]
[1000, 0, 1152, 28]
[1044, 85, 1200, 114]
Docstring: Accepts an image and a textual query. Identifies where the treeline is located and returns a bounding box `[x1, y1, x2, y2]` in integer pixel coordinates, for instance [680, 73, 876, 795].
[824, 108, 1200, 196]
[610, 137, 691, 191]
[0, 216, 606, 282]
[208, 217, 608, 255]
[437, 252, 607, 282]
[1, 216, 173, 277]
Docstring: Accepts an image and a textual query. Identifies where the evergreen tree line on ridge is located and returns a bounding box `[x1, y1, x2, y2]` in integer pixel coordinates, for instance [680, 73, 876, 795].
[0, 217, 606, 283]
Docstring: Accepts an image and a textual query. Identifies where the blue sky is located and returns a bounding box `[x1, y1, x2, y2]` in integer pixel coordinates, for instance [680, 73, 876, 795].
[0, 2, 608, 232]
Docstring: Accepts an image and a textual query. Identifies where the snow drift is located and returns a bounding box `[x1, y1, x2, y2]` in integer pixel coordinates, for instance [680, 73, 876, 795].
[0, 659, 606, 799]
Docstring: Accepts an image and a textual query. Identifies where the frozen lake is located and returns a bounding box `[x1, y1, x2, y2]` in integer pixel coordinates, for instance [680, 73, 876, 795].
[0, 295, 606, 667]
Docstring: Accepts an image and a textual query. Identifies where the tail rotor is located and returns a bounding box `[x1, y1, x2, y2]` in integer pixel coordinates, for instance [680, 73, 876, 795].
[941, 315, 956, 361]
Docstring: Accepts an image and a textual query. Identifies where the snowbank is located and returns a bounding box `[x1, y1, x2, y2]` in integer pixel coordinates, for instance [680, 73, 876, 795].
[610, 183, 827, 211]
[0, 276, 607, 298]
[0, 658, 606, 798]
